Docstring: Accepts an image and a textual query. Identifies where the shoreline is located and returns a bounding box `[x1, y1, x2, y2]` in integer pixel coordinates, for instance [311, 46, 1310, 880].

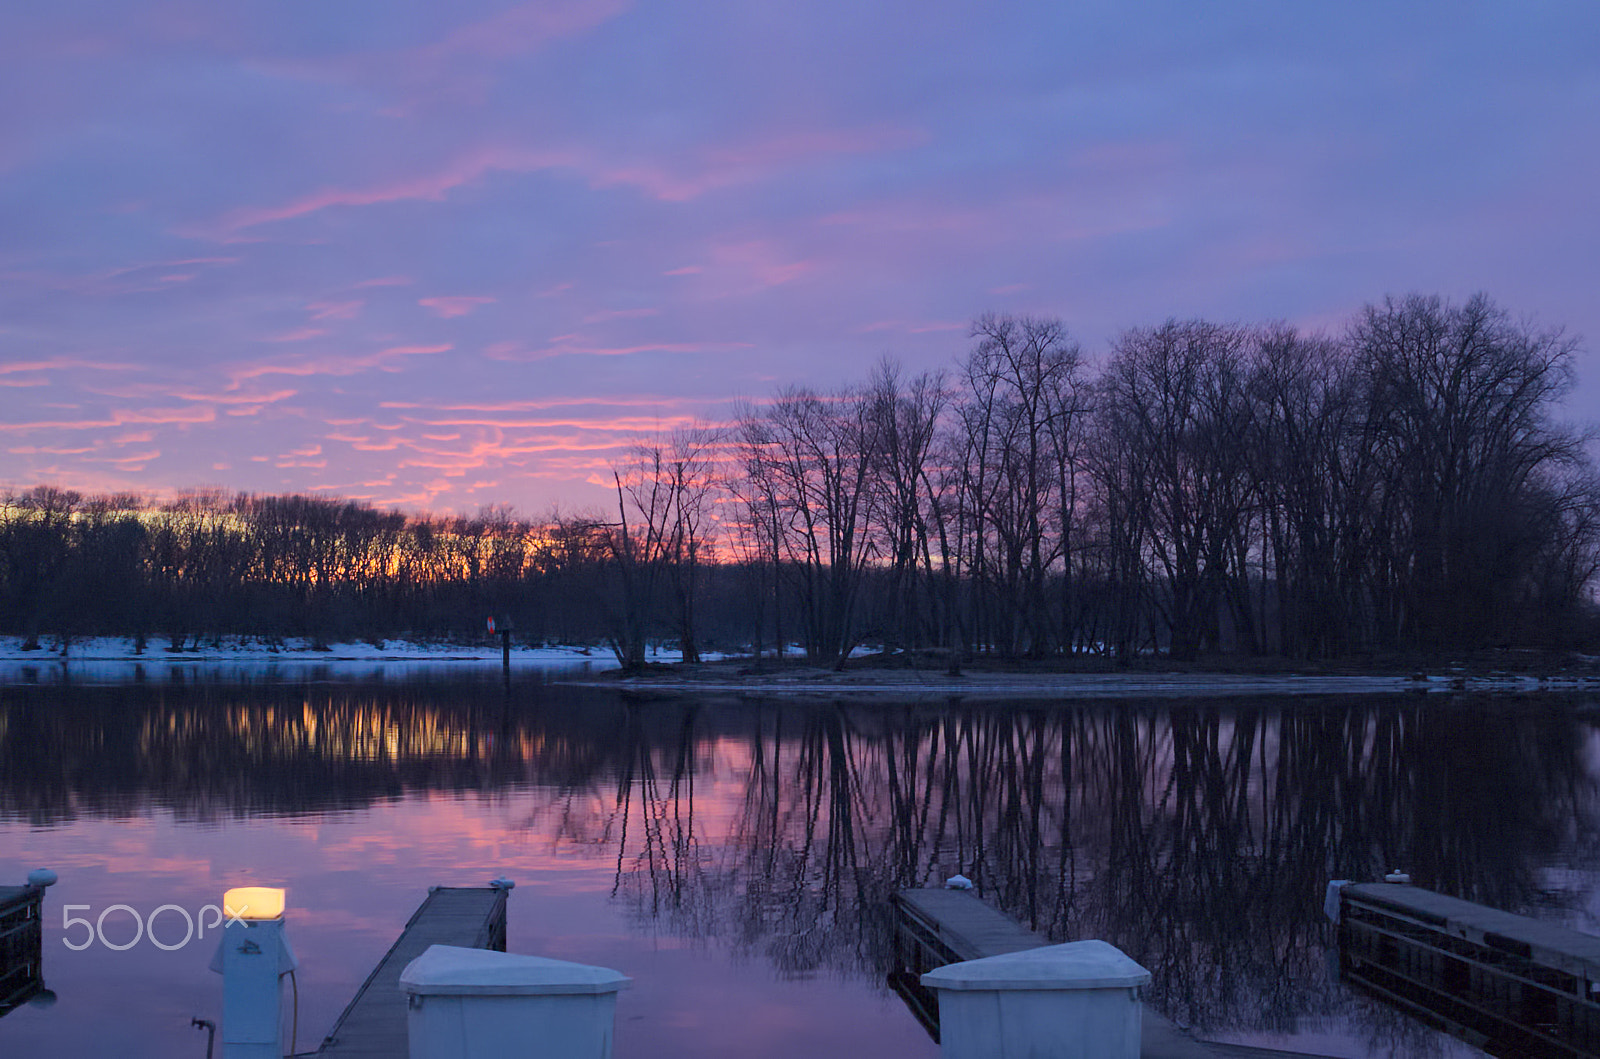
[566, 667, 1600, 698]
[569, 650, 1600, 698]
[4, 636, 1598, 697]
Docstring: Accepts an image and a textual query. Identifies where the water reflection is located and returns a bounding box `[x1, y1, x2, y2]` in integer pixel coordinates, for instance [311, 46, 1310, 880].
[2, 682, 1597, 1053]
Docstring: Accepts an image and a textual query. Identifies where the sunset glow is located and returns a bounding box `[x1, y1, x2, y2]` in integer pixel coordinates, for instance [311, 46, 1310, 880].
[3, 3, 1595, 514]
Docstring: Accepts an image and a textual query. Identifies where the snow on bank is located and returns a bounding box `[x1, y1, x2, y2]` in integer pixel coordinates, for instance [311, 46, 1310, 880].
[0, 635, 622, 685]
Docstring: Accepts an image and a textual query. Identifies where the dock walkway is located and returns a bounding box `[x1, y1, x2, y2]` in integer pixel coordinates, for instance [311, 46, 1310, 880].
[0, 883, 45, 1017]
[892, 888, 1332, 1059]
[312, 886, 508, 1058]
[1339, 881, 1600, 1056]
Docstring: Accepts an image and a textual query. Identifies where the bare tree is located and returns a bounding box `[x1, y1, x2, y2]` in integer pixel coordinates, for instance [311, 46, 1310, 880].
[865, 358, 949, 656]
[954, 314, 1089, 657]
[736, 386, 881, 666]
[1352, 293, 1583, 650]
[1096, 320, 1256, 658]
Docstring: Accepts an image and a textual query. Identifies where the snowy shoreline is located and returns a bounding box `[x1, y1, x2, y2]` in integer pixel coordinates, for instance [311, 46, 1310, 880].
[4, 636, 1599, 696]
[0, 635, 621, 684]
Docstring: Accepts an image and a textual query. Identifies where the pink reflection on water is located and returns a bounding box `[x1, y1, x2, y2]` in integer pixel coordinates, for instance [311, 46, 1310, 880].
[0, 780, 936, 1058]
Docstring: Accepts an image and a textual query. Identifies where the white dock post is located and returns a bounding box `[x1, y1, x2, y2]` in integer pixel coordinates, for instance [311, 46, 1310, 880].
[208, 887, 297, 1059]
[401, 944, 630, 1059]
[921, 940, 1150, 1059]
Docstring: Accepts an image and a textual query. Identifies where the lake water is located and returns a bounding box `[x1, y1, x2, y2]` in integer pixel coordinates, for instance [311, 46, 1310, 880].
[2, 667, 1598, 1057]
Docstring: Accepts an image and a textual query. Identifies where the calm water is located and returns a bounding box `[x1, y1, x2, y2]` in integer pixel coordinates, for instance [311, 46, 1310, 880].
[2, 670, 1599, 1058]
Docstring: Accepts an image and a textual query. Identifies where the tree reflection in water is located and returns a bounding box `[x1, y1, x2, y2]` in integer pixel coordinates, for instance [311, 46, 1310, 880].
[3, 681, 1598, 1048]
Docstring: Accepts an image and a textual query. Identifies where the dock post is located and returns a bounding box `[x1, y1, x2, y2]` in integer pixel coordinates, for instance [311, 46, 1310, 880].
[921, 940, 1150, 1059]
[401, 944, 629, 1059]
[209, 887, 297, 1059]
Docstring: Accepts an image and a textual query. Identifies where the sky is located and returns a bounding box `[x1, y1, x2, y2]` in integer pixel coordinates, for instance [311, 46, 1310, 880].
[2, 1, 1597, 516]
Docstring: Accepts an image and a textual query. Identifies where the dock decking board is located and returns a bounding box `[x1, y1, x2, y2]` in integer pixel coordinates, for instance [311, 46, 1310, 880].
[891, 889, 1332, 1059]
[313, 886, 507, 1058]
[894, 887, 1048, 963]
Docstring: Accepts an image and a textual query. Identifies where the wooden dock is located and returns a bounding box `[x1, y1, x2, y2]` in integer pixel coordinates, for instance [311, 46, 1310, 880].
[0, 883, 46, 1018]
[1339, 881, 1600, 1057]
[312, 886, 508, 1058]
[890, 888, 1333, 1059]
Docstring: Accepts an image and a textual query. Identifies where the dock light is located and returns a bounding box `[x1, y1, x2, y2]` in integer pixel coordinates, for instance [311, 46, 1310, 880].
[209, 885, 298, 1059]
[223, 887, 285, 921]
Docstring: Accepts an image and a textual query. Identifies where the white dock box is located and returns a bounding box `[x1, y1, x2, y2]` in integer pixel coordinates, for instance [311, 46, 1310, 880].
[920, 940, 1150, 1059]
[400, 944, 630, 1059]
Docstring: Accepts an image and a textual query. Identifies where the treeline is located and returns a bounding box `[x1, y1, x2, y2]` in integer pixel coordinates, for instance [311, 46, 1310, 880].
[616, 292, 1600, 664]
[3, 292, 1596, 662]
[0, 488, 632, 649]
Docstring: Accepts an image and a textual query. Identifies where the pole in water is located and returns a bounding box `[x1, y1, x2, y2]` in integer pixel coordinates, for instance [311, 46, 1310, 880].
[489, 616, 513, 675]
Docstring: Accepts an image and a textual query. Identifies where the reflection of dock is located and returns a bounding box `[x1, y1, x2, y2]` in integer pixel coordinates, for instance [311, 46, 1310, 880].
[890, 888, 1329, 1058]
[312, 886, 508, 1058]
[1339, 882, 1600, 1057]
[0, 882, 46, 1017]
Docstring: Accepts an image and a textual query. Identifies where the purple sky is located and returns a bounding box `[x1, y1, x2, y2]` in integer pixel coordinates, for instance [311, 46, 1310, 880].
[3, 1, 1597, 515]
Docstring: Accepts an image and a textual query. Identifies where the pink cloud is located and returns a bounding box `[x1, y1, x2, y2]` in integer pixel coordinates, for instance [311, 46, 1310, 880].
[197, 148, 576, 237]
[663, 266, 702, 276]
[590, 125, 926, 202]
[0, 258, 238, 298]
[856, 319, 966, 334]
[381, 395, 697, 411]
[307, 300, 364, 320]
[94, 450, 162, 465]
[424, 0, 632, 65]
[420, 295, 496, 318]
[260, 0, 632, 113]
[0, 357, 139, 375]
[407, 414, 697, 431]
[581, 307, 659, 323]
[173, 388, 297, 405]
[692, 240, 814, 291]
[266, 327, 328, 342]
[195, 119, 924, 241]
[229, 344, 451, 384]
[518, 339, 754, 361]
[0, 406, 216, 432]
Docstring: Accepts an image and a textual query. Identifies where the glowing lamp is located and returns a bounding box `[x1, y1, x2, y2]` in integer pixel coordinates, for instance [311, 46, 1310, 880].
[223, 887, 286, 921]
[211, 886, 298, 1059]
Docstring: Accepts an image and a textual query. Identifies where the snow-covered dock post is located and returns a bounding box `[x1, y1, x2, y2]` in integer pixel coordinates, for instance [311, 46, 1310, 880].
[920, 940, 1150, 1059]
[401, 944, 629, 1059]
